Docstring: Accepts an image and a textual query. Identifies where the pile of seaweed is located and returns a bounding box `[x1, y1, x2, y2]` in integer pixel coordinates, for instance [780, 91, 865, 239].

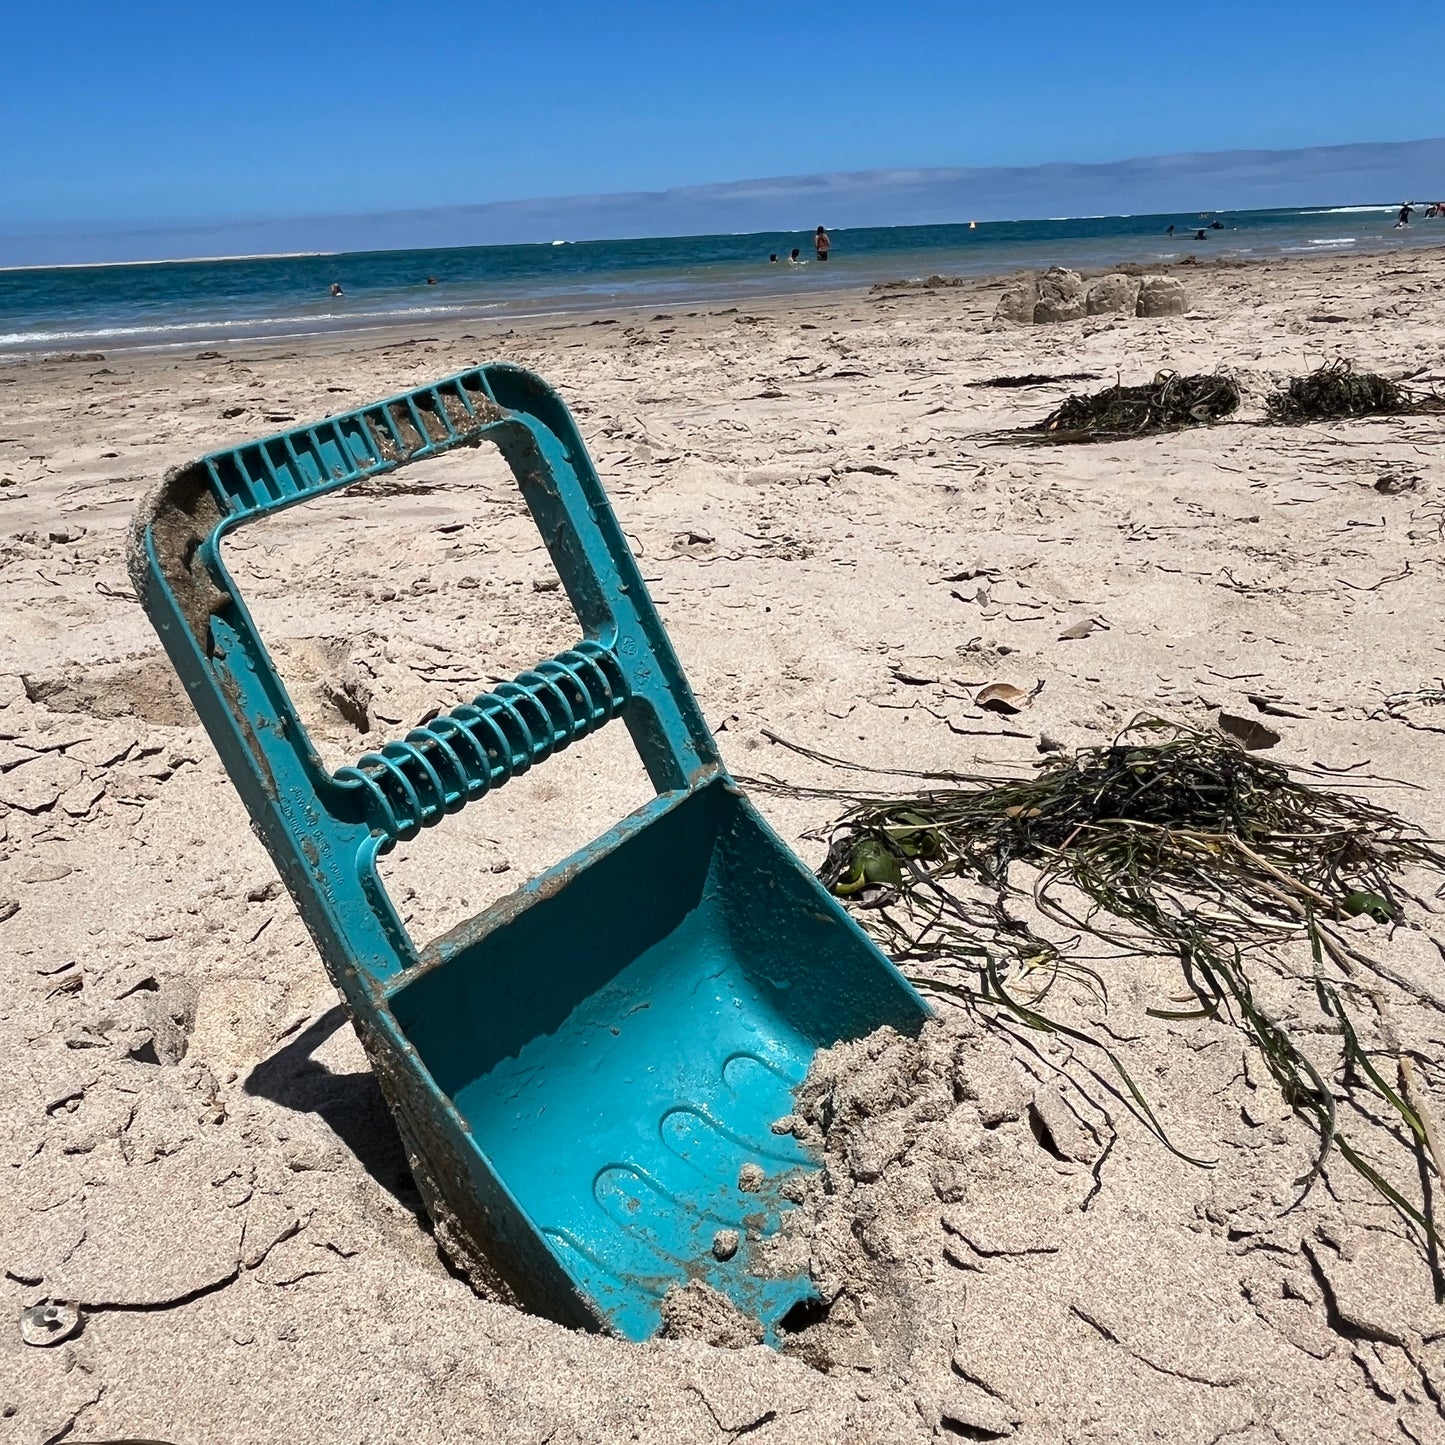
[1266, 358, 1445, 424]
[755, 719, 1445, 1242]
[989, 370, 1241, 445]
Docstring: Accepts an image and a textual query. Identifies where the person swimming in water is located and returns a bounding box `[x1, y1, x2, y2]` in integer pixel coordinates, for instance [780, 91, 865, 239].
[789, 248, 802, 264]
[329, 282, 344, 297]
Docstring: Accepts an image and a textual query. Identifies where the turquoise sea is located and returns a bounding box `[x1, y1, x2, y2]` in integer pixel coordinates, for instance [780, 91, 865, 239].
[1, 205, 1440, 355]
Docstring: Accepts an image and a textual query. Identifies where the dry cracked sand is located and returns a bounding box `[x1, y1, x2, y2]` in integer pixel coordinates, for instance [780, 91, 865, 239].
[2, 249, 1445, 1443]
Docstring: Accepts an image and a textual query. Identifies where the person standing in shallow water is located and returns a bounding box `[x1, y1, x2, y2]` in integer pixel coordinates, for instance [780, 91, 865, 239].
[815, 226, 831, 261]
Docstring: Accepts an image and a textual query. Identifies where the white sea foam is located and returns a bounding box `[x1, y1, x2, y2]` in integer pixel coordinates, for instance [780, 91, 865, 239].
[1299, 206, 1394, 215]
[0, 300, 507, 348]
[0, 318, 257, 345]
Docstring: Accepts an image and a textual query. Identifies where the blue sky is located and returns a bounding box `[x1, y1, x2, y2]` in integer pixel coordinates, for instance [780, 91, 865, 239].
[5, 0, 1444, 228]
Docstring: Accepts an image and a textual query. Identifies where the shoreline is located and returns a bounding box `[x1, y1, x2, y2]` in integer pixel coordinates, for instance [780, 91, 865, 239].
[2, 213, 1441, 362]
[3, 236, 1443, 367]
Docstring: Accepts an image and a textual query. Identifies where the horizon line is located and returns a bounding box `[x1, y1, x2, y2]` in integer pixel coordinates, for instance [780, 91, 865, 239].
[0, 199, 1408, 276]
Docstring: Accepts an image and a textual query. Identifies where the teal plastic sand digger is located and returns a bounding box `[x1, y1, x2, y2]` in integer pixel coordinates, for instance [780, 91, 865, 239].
[129, 363, 930, 1342]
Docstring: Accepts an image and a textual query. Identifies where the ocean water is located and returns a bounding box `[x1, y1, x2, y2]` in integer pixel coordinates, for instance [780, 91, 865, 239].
[1, 205, 1440, 355]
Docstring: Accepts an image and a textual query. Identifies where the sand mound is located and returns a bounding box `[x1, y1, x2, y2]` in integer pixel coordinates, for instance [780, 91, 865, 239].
[758, 1016, 1445, 1441]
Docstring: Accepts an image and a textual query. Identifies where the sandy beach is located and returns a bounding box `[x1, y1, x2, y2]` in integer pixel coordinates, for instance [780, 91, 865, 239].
[3, 246, 1445, 1443]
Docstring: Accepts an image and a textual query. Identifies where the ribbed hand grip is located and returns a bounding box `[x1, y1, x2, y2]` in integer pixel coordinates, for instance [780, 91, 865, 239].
[334, 639, 629, 843]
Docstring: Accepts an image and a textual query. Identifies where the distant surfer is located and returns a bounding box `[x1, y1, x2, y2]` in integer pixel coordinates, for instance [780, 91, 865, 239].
[330, 281, 344, 297]
[1209, 220, 1224, 229]
[425, 276, 438, 285]
[814, 226, 830, 261]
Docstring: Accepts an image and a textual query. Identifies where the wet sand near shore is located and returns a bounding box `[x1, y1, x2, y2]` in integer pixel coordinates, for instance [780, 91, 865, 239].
[2, 247, 1444, 1443]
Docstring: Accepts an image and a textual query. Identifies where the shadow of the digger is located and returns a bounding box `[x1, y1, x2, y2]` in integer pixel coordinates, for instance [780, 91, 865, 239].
[244, 1004, 422, 1214]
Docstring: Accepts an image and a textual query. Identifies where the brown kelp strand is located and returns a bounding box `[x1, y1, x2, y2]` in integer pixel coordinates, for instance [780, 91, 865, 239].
[759, 718, 1445, 1237]
[989, 370, 1241, 445]
[1265, 358, 1445, 424]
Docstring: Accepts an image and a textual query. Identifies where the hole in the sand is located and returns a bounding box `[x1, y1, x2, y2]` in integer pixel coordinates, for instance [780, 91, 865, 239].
[1026, 1101, 1068, 1161]
[776, 1294, 831, 1335]
[940, 1419, 1012, 1442]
